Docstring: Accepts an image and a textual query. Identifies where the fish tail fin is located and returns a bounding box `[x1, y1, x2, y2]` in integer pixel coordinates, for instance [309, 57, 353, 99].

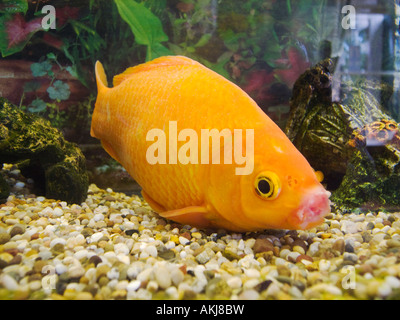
[91, 62, 121, 163]
[91, 61, 109, 139]
[95, 60, 108, 93]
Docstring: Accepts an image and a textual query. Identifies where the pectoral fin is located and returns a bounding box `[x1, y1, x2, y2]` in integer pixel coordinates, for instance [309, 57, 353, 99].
[141, 190, 212, 228]
[160, 206, 212, 228]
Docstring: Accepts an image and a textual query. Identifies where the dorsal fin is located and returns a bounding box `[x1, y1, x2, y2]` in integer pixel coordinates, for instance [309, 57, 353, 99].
[112, 55, 199, 87]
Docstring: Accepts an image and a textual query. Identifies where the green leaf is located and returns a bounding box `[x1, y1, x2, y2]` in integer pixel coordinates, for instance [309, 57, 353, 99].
[207, 52, 232, 80]
[0, 0, 28, 14]
[31, 60, 53, 77]
[46, 52, 56, 61]
[286, 0, 292, 16]
[114, 0, 168, 46]
[193, 34, 211, 48]
[65, 66, 78, 78]
[47, 80, 70, 101]
[168, 43, 184, 55]
[147, 42, 172, 61]
[28, 98, 47, 113]
[23, 80, 41, 92]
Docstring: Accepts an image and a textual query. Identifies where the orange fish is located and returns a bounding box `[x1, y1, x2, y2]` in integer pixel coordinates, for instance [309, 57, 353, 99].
[91, 56, 331, 231]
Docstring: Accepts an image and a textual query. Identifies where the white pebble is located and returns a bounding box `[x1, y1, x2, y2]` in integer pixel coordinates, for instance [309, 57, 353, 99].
[179, 236, 190, 245]
[280, 249, 291, 259]
[91, 232, 103, 243]
[274, 258, 287, 266]
[14, 181, 25, 189]
[319, 259, 331, 272]
[127, 265, 142, 279]
[385, 276, 400, 289]
[378, 282, 392, 298]
[117, 254, 130, 265]
[68, 266, 85, 278]
[170, 269, 184, 286]
[55, 263, 67, 275]
[146, 280, 158, 292]
[74, 249, 89, 261]
[114, 243, 130, 256]
[155, 266, 172, 289]
[341, 221, 359, 234]
[52, 207, 64, 217]
[227, 276, 242, 289]
[1, 274, 19, 290]
[29, 280, 42, 291]
[239, 289, 259, 300]
[165, 241, 175, 249]
[145, 245, 158, 257]
[308, 242, 320, 256]
[127, 280, 141, 292]
[107, 267, 120, 280]
[287, 252, 301, 263]
[244, 268, 260, 278]
[165, 286, 179, 299]
[93, 213, 104, 222]
[137, 268, 153, 282]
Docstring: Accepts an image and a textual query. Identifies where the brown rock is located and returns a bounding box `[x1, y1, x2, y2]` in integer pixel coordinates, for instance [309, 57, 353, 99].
[332, 239, 345, 254]
[253, 238, 274, 253]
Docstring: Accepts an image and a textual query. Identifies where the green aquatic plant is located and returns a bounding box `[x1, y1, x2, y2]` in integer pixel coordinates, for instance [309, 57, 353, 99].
[20, 53, 72, 129]
[114, 0, 171, 61]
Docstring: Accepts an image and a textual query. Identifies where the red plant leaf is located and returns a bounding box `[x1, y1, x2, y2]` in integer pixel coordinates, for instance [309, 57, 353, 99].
[57, 6, 80, 27]
[6, 14, 42, 49]
[242, 69, 275, 94]
[42, 32, 63, 49]
[275, 47, 310, 88]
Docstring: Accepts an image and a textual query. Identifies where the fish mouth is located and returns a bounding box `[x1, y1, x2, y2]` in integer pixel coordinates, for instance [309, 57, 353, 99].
[288, 187, 331, 230]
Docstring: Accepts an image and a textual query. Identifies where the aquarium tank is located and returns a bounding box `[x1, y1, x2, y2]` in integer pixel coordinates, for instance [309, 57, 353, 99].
[1, 0, 400, 302]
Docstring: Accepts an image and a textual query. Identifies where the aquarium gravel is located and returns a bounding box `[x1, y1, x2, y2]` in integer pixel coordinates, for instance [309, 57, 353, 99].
[1, 166, 400, 300]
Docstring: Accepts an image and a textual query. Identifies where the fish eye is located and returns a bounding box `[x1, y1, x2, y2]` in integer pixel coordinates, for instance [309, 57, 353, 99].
[254, 171, 281, 200]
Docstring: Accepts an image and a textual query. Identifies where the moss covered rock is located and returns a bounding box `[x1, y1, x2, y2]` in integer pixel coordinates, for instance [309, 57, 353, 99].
[0, 98, 88, 204]
[285, 59, 400, 209]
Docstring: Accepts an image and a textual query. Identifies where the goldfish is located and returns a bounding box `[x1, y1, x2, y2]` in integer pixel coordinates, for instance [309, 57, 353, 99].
[91, 56, 331, 232]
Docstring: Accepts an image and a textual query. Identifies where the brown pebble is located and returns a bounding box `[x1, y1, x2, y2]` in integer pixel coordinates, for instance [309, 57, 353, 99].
[277, 264, 291, 277]
[33, 260, 48, 274]
[30, 233, 39, 240]
[180, 232, 191, 241]
[291, 239, 308, 252]
[358, 264, 374, 275]
[104, 195, 116, 201]
[8, 254, 22, 265]
[10, 225, 24, 237]
[253, 238, 274, 253]
[4, 248, 19, 256]
[156, 219, 167, 226]
[81, 228, 94, 238]
[0, 232, 11, 245]
[88, 255, 102, 266]
[179, 265, 187, 274]
[296, 254, 314, 263]
[0, 259, 8, 269]
[332, 239, 345, 254]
